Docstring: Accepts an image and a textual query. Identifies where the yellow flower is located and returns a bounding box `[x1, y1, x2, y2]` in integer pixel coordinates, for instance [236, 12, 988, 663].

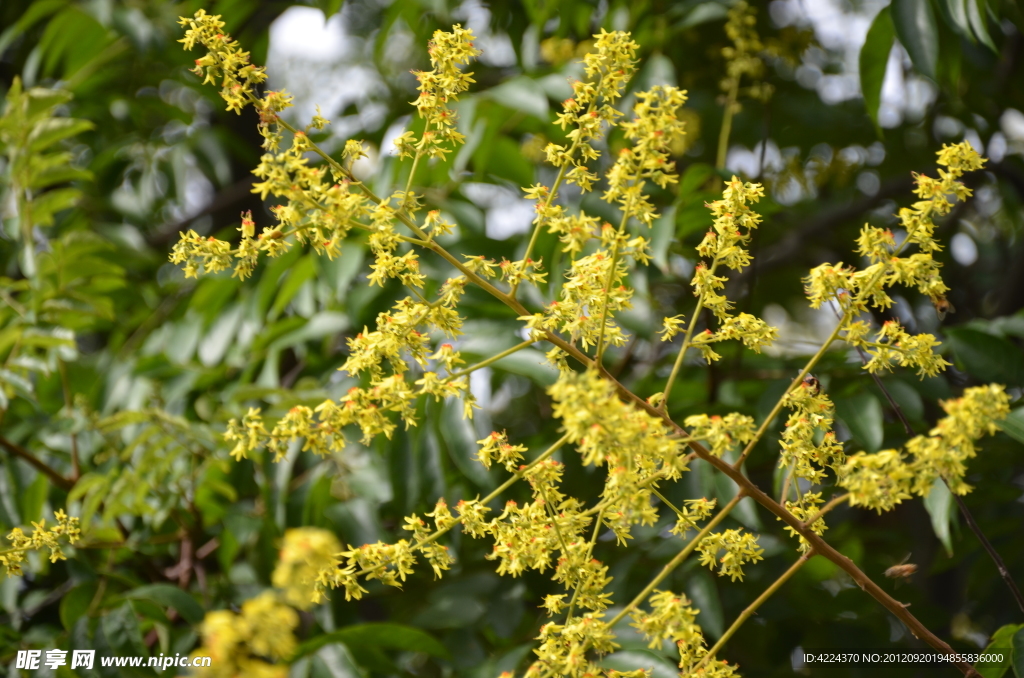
[272, 528, 343, 609]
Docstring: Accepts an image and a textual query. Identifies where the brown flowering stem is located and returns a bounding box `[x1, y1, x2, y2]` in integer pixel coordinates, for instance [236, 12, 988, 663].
[801, 493, 849, 529]
[0, 435, 73, 491]
[607, 492, 745, 628]
[733, 315, 846, 470]
[695, 549, 814, 671]
[678, 443, 979, 677]
[266, 103, 979, 676]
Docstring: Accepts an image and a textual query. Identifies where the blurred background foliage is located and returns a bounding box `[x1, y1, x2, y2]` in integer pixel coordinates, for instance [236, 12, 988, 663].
[1, 0, 1024, 676]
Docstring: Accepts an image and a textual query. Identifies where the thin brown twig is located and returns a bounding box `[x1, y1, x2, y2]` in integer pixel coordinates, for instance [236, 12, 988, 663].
[0, 435, 73, 490]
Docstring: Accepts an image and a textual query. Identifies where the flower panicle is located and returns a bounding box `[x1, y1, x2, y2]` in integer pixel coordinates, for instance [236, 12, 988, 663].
[1, 510, 81, 577]
[178, 9, 267, 114]
[838, 384, 1011, 512]
[192, 591, 298, 676]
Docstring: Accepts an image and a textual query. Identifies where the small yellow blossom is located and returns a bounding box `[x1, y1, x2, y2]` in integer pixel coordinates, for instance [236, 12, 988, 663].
[1, 510, 81, 577]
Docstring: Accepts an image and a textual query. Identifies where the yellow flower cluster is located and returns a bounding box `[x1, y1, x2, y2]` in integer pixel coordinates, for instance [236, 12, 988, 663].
[223, 308, 473, 456]
[1, 510, 81, 576]
[476, 430, 527, 471]
[191, 592, 298, 678]
[313, 540, 412, 602]
[178, 10, 267, 113]
[175, 16, 482, 446]
[630, 589, 739, 676]
[837, 449, 914, 514]
[780, 492, 828, 554]
[720, 1, 772, 105]
[906, 384, 1011, 494]
[683, 413, 756, 457]
[394, 25, 481, 160]
[657, 178, 777, 379]
[529, 613, 619, 678]
[550, 369, 686, 543]
[545, 29, 638, 189]
[696, 528, 765, 582]
[806, 142, 985, 379]
[272, 527, 342, 609]
[603, 86, 688, 225]
[532, 226, 650, 351]
[170, 133, 369, 280]
[777, 382, 845, 485]
[668, 497, 717, 536]
[630, 589, 703, 652]
[840, 385, 1011, 511]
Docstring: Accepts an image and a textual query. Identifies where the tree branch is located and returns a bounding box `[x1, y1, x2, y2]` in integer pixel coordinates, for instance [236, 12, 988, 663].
[0, 435, 73, 491]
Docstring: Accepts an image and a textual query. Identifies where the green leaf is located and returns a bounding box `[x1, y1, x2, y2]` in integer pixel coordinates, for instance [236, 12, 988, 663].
[651, 205, 676, 273]
[892, 0, 939, 80]
[486, 76, 549, 119]
[198, 302, 243, 367]
[411, 590, 487, 629]
[835, 391, 884, 453]
[0, 0, 68, 57]
[601, 651, 679, 678]
[293, 623, 451, 661]
[435, 398, 492, 489]
[28, 117, 94, 153]
[878, 378, 924, 422]
[1013, 626, 1024, 678]
[269, 254, 316, 320]
[60, 584, 96, 631]
[29, 187, 81, 227]
[923, 476, 954, 555]
[315, 0, 345, 19]
[945, 327, 1024, 386]
[20, 473, 48, 525]
[27, 164, 92, 191]
[678, 163, 714, 196]
[677, 3, 729, 30]
[687, 570, 724, 639]
[860, 7, 896, 129]
[938, 0, 972, 37]
[976, 623, 1022, 677]
[101, 602, 147, 657]
[998, 407, 1024, 445]
[125, 584, 205, 625]
[967, 0, 997, 51]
